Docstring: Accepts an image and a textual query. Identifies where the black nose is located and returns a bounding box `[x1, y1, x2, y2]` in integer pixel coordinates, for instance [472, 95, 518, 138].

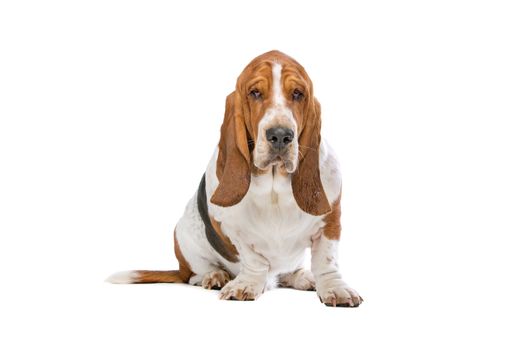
[266, 127, 294, 151]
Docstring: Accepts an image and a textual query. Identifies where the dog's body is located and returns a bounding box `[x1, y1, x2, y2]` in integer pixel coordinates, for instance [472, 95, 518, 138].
[108, 51, 363, 307]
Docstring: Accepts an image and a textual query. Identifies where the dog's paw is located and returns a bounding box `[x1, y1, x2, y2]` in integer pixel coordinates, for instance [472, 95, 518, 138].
[279, 269, 316, 291]
[219, 278, 264, 301]
[317, 279, 363, 307]
[201, 270, 231, 290]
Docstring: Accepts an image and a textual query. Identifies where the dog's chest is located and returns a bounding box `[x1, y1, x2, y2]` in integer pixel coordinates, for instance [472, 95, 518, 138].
[216, 169, 325, 272]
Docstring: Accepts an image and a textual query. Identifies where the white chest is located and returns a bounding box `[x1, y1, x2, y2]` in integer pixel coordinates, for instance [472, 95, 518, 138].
[211, 169, 325, 274]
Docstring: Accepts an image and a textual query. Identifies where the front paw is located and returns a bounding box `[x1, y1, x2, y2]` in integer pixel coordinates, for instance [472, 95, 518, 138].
[202, 270, 231, 290]
[317, 279, 363, 308]
[219, 278, 264, 301]
[279, 269, 316, 291]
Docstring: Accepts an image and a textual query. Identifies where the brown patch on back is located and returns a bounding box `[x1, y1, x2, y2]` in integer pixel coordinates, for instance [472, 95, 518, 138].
[210, 218, 239, 261]
[322, 195, 342, 240]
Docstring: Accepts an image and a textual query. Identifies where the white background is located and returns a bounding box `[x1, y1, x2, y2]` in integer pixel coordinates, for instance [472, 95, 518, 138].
[1, 0, 524, 349]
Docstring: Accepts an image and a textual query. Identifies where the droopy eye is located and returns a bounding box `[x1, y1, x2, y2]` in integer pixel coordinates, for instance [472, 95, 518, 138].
[292, 89, 304, 101]
[249, 89, 262, 100]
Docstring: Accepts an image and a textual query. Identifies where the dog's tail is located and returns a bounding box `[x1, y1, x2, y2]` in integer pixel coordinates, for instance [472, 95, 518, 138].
[106, 270, 189, 284]
[107, 228, 193, 284]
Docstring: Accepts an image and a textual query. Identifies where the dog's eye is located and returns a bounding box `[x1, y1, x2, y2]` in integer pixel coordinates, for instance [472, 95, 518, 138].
[292, 89, 304, 101]
[249, 89, 262, 100]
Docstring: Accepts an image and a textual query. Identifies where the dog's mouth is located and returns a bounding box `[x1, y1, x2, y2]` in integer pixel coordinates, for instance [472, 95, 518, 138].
[255, 153, 296, 173]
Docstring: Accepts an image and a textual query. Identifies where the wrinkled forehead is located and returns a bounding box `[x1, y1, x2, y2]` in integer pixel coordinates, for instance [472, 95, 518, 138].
[237, 53, 311, 92]
[240, 61, 273, 89]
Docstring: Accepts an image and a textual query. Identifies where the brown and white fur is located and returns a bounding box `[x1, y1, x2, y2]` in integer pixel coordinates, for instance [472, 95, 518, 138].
[107, 51, 363, 307]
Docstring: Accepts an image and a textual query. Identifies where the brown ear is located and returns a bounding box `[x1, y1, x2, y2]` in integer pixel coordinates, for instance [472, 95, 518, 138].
[210, 92, 251, 207]
[292, 98, 331, 216]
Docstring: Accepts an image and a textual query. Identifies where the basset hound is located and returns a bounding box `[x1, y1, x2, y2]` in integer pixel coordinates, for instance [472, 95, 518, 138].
[107, 50, 363, 307]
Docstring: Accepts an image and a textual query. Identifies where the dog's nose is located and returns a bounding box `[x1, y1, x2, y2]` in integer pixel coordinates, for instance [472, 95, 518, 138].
[266, 127, 294, 151]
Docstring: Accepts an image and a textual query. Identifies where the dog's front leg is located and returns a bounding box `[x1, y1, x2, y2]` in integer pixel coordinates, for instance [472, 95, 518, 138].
[219, 241, 269, 301]
[311, 231, 363, 307]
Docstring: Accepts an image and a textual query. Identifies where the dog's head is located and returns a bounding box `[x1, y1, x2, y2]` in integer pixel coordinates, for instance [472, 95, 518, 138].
[210, 51, 331, 216]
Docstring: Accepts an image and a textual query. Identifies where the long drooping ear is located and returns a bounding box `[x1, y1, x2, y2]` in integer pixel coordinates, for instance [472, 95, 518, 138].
[292, 98, 331, 216]
[210, 92, 251, 207]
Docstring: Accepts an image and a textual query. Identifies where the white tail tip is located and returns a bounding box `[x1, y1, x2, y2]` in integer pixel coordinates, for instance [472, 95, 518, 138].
[105, 271, 139, 284]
